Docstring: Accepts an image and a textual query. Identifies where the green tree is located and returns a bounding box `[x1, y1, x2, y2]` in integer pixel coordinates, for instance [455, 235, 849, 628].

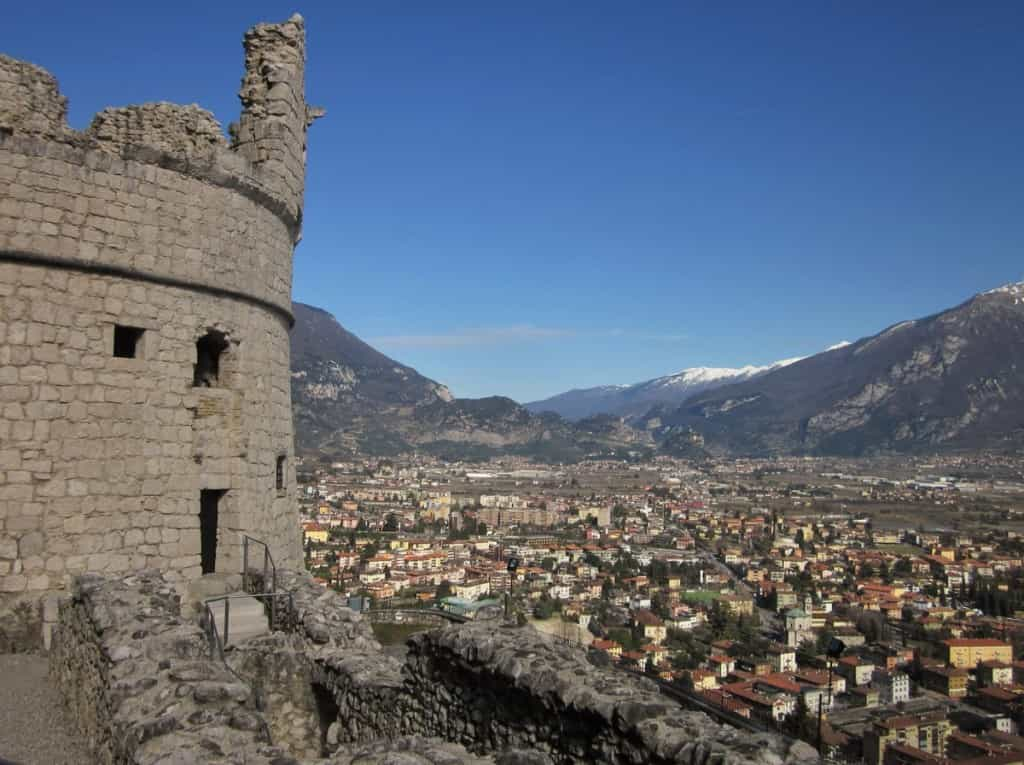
[787, 694, 811, 737]
[534, 594, 556, 620]
[651, 591, 670, 620]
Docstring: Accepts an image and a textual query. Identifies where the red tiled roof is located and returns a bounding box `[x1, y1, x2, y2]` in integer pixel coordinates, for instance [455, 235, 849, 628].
[945, 638, 1011, 648]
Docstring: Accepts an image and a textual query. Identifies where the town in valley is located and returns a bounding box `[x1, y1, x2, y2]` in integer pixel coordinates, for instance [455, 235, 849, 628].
[298, 451, 1024, 763]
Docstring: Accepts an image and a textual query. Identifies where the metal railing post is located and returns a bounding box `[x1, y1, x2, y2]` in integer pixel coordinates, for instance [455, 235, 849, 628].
[263, 548, 269, 591]
[224, 596, 230, 647]
[242, 536, 249, 592]
[271, 568, 277, 627]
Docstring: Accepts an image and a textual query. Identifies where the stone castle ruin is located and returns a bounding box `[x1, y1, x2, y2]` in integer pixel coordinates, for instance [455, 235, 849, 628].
[0, 15, 317, 649]
[1, 16, 817, 764]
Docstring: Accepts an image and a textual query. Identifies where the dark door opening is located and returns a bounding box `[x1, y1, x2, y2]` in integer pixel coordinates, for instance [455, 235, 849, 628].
[311, 683, 340, 755]
[199, 490, 226, 574]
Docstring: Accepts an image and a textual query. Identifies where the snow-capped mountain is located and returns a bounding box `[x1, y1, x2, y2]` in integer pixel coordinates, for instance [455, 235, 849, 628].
[524, 356, 806, 421]
[663, 281, 1024, 455]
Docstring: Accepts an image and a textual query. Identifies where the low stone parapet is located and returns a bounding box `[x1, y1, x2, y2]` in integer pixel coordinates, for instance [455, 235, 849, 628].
[51, 570, 817, 764]
[50, 570, 287, 764]
[402, 622, 819, 765]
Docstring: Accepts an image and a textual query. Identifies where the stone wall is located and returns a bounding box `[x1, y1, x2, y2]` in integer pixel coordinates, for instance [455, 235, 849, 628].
[233, 15, 318, 222]
[52, 571, 817, 764]
[401, 626, 818, 765]
[0, 55, 67, 138]
[87, 103, 229, 159]
[50, 570, 520, 764]
[50, 570, 281, 764]
[228, 632, 322, 759]
[0, 15, 314, 648]
[253, 572, 818, 764]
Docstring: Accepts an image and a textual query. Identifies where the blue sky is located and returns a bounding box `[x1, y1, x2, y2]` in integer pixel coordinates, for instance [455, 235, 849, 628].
[7, 2, 1023, 402]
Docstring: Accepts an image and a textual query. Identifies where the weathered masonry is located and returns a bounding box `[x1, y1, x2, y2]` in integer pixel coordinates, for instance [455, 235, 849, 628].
[52, 569, 819, 764]
[0, 15, 320, 649]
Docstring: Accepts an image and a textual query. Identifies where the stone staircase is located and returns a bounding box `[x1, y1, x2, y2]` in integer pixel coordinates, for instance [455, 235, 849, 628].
[205, 594, 271, 647]
[187, 573, 272, 649]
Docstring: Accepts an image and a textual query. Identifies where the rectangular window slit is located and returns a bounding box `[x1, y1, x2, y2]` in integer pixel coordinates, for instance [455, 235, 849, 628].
[113, 325, 145, 358]
[276, 455, 286, 491]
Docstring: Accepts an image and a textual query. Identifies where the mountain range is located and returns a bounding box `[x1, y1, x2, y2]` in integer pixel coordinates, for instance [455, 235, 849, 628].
[290, 303, 651, 461]
[524, 357, 808, 421]
[290, 282, 1024, 460]
[655, 283, 1024, 455]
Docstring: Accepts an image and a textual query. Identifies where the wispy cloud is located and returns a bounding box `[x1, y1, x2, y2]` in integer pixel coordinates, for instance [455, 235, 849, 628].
[370, 325, 689, 349]
[370, 325, 575, 349]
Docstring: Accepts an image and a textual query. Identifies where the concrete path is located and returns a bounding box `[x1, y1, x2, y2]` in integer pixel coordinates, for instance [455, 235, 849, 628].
[0, 654, 87, 765]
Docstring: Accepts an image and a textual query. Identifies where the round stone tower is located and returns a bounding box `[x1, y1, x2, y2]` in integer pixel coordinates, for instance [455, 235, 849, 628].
[0, 15, 319, 649]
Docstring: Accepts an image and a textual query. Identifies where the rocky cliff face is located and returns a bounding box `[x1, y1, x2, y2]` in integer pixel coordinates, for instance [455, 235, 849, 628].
[290, 303, 645, 460]
[659, 283, 1024, 455]
[290, 302, 452, 455]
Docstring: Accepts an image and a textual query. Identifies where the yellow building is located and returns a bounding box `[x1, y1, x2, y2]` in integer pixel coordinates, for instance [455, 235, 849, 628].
[921, 666, 968, 699]
[578, 506, 611, 527]
[863, 711, 953, 765]
[302, 522, 329, 544]
[634, 610, 667, 645]
[719, 594, 755, 617]
[944, 639, 1012, 669]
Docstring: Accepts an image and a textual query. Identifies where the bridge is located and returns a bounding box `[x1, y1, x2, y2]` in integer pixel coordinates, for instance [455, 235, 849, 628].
[364, 608, 470, 626]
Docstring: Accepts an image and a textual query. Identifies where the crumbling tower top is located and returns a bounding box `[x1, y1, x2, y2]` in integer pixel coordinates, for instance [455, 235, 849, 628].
[233, 13, 321, 229]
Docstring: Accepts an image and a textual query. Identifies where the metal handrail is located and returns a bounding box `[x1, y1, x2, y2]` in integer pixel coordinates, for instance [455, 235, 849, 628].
[203, 600, 227, 662]
[200, 598, 276, 746]
[204, 591, 295, 653]
[242, 535, 287, 628]
[242, 535, 277, 594]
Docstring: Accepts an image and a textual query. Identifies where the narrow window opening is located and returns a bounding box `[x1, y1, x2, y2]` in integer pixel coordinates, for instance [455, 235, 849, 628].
[199, 489, 225, 574]
[276, 455, 286, 491]
[311, 683, 340, 756]
[194, 331, 229, 387]
[113, 325, 145, 358]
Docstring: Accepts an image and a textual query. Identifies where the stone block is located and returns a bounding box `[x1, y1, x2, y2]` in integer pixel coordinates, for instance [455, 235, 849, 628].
[18, 530, 44, 557]
[0, 574, 27, 592]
